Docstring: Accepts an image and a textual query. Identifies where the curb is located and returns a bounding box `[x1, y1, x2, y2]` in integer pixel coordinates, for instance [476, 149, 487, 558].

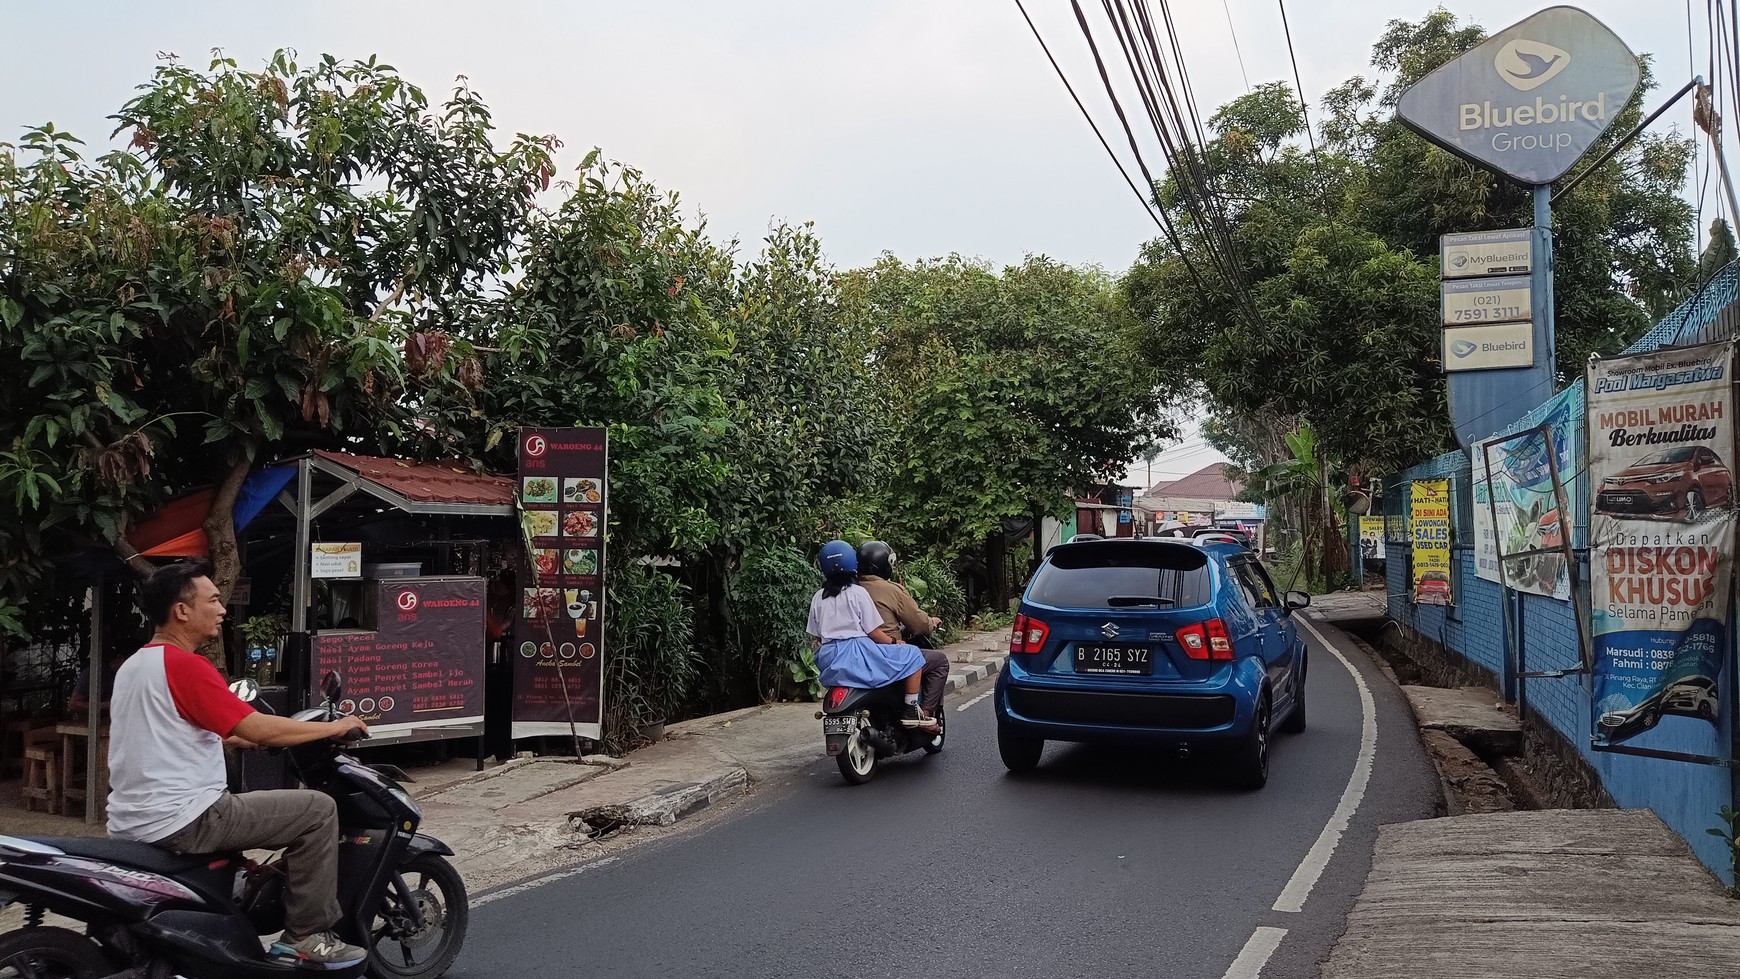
[943, 654, 1006, 695]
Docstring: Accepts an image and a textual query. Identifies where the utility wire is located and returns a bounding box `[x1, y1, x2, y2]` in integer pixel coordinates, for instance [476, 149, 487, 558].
[1223, 0, 1252, 93]
[1276, 0, 1317, 153]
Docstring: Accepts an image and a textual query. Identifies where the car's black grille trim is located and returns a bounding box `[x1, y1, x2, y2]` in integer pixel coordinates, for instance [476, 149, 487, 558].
[1008, 687, 1235, 729]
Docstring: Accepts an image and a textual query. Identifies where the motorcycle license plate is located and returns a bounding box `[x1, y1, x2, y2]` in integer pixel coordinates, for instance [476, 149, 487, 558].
[821, 715, 857, 735]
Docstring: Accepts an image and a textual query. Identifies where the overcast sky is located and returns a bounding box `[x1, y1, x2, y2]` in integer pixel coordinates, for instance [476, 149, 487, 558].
[1, 2, 1718, 482]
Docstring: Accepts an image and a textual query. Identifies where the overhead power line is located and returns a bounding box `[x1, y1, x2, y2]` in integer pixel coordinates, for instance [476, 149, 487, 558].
[1275, 0, 1317, 153]
[1222, 0, 1252, 93]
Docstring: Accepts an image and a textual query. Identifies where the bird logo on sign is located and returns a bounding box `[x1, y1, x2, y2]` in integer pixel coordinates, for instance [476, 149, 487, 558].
[1495, 39, 1570, 91]
[1451, 339, 1479, 358]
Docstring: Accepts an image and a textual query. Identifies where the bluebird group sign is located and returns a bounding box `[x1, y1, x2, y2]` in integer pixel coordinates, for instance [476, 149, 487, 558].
[1398, 6, 1640, 449]
[1397, 6, 1639, 185]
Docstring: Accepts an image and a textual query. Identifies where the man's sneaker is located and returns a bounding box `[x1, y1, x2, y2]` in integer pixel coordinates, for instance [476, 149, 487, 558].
[901, 703, 938, 728]
[269, 931, 368, 970]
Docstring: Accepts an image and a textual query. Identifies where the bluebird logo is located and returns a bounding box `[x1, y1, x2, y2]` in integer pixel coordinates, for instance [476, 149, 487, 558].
[1450, 339, 1479, 358]
[1495, 39, 1571, 91]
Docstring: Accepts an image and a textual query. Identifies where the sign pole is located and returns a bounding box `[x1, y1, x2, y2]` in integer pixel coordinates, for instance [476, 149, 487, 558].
[1533, 185, 1555, 374]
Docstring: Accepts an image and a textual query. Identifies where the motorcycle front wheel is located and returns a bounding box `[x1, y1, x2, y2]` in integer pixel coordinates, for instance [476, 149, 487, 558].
[367, 853, 469, 979]
[0, 926, 113, 978]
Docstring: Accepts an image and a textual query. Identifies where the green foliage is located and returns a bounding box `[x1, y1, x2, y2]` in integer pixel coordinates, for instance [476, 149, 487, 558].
[1707, 805, 1740, 897]
[902, 552, 965, 637]
[603, 562, 701, 749]
[727, 542, 822, 700]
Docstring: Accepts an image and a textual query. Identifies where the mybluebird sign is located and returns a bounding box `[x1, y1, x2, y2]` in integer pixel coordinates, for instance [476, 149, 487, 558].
[1397, 6, 1640, 185]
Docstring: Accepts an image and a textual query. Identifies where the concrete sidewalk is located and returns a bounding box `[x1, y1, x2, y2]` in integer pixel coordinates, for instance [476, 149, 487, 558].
[1307, 591, 1740, 979]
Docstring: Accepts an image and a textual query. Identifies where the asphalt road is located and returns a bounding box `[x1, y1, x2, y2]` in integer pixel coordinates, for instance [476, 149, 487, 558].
[459, 618, 1440, 979]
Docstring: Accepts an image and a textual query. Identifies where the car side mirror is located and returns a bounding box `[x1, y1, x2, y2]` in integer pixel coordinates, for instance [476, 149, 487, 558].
[1284, 591, 1311, 611]
[228, 678, 260, 703]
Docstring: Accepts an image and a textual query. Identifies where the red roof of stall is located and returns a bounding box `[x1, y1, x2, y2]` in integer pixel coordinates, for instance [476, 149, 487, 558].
[311, 450, 515, 507]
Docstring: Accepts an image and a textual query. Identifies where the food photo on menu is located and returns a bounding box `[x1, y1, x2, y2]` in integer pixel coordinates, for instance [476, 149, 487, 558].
[563, 477, 602, 503]
[520, 509, 557, 540]
[562, 509, 598, 538]
[521, 476, 558, 504]
[562, 549, 599, 576]
[521, 587, 562, 620]
[533, 549, 559, 578]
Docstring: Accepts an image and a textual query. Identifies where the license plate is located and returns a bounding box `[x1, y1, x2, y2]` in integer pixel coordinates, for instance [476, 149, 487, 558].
[1075, 644, 1152, 675]
[821, 715, 856, 735]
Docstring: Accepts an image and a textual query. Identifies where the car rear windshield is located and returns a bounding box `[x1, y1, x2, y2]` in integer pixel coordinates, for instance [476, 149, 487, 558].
[1029, 541, 1213, 609]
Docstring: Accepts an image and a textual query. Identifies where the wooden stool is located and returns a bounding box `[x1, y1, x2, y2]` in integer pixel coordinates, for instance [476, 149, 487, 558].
[58, 721, 109, 820]
[21, 744, 59, 813]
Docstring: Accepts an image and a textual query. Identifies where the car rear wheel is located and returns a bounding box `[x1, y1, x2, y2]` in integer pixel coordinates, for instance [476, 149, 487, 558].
[1280, 659, 1306, 734]
[1230, 694, 1271, 791]
[1687, 489, 1705, 518]
[998, 723, 1044, 773]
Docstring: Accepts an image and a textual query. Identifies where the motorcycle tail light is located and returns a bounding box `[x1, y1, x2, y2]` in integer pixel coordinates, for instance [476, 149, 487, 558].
[825, 687, 849, 711]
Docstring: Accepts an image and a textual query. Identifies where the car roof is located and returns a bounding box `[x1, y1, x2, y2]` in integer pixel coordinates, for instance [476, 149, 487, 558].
[1049, 536, 1236, 561]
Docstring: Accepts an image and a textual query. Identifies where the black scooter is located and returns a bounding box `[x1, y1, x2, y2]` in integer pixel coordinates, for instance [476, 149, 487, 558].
[0, 672, 467, 979]
[819, 681, 946, 785]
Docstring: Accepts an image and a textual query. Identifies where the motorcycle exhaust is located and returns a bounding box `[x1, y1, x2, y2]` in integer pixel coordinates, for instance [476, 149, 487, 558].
[861, 728, 897, 754]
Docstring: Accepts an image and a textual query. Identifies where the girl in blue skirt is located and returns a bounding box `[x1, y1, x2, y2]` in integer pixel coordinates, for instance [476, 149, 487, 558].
[806, 539, 936, 729]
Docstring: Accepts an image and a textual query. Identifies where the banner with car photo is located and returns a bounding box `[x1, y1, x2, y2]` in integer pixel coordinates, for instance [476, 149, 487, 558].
[1587, 340, 1735, 747]
[1410, 479, 1453, 605]
[1471, 388, 1578, 600]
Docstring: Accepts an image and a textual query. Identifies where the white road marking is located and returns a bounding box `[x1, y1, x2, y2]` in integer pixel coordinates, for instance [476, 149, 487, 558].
[1221, 926, 1288, 979]
[471, 856, 621, 908]
[1272, 614, 1377, 914]
[956, 689, 995, 712]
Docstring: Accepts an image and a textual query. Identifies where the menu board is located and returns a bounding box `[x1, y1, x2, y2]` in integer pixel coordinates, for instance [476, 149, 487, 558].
[513, 427, 607, 740]
[312, 577, 486, 735]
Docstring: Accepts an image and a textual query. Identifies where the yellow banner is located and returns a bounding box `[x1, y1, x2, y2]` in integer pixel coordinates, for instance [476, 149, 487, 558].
[1411, 479, 1452, 605]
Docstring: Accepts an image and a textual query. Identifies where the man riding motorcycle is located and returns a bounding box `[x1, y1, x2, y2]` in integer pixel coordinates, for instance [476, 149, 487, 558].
[855, 541, 951, 724]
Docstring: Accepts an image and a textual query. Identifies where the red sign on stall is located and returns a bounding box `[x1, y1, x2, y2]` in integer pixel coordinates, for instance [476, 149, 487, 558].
[513, 427, 608, 740]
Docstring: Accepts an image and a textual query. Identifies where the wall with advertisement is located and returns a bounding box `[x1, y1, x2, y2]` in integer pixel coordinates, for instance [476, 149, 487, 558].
[1379, 259, 1740, 883]
[514, 428, 609, 741]
[1410, 479, 1453, 605]
[1586, 342, 1735, 748]
[1357, 516, 1386, 562]
[1471, 386, 1579, 600]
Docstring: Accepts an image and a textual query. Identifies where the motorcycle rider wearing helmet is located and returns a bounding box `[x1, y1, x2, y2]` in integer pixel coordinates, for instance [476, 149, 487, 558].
[856, 540, 950, 722]
[806, 540, 939, 730]
[107, 559, 372, 970]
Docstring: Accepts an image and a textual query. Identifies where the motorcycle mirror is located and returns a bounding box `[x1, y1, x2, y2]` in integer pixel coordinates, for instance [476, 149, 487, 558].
[228, 678, 260, 703]
[320, 670, 343, 705]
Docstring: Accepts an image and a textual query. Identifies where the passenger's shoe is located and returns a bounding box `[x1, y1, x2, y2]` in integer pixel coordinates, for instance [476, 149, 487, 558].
[901, 703, 938, 728]
[269, 931, 368, 970]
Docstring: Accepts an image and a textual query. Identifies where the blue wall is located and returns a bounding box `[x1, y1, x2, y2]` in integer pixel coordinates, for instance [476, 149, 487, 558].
[1381, 263, 1740, 883]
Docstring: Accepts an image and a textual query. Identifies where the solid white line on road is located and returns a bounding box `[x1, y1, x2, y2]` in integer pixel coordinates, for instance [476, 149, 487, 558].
[1221, 927, 1288, 979]
[471, 855, 620, 908]
[956, 689, 995, 712]
[1272, 614, 1377, 914]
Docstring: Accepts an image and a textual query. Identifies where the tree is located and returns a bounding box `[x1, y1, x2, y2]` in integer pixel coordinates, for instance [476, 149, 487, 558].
[845, 254, 1177, 604]
[0, 52, 553, 654]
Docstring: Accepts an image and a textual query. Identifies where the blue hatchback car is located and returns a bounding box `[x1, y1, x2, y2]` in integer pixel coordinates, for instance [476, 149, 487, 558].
[993, 536, 1309, 788]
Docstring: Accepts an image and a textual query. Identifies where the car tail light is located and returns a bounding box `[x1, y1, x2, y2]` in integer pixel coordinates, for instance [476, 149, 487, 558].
[1008, 614, 1049, 654]
[1177, 618, 1233, 661]
[825, 687, 849, 711]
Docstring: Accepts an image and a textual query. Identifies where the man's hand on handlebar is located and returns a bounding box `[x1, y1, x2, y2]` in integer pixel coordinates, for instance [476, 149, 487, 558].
[328, 715, 371, 742]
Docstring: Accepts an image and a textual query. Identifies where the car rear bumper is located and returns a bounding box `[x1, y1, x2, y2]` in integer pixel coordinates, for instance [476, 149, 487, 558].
[994, 660, 1261, 745]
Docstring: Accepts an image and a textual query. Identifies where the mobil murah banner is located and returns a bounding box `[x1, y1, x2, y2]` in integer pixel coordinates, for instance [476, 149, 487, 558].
[1411, 479, 1453, 605]
[1587, 341, 1735, 747]
[1472, 387, 1577, 599]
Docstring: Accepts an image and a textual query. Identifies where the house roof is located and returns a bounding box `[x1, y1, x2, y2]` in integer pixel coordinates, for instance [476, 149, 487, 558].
[312, 450, 515, 508]
[1141, 463, 1242, 502]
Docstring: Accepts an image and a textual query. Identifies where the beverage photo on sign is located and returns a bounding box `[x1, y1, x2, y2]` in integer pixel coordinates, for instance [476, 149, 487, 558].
[1587, 342, 1736, 746]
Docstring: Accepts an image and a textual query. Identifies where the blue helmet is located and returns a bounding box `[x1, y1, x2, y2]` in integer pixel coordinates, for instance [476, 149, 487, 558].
[818, 539, 857, 576]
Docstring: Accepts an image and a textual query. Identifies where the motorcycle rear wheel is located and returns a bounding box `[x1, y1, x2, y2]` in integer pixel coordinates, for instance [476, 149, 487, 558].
[0, 926, 113, 978]
[367, 853, 469, 979]
[836, 726, 877, 784]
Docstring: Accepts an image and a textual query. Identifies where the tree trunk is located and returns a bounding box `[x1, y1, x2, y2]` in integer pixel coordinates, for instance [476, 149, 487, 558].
[199, 454, 253, 673]
[110, 513, 158, 578]
[987, 529, 1008, 613]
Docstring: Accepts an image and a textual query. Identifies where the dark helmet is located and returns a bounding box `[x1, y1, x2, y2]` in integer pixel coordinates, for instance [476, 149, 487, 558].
[818, 539, 857, 576]
[858, 540, 896, 579]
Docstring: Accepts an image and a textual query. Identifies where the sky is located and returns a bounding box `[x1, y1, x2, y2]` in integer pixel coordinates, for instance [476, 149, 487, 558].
[1, 1, 1719, 485]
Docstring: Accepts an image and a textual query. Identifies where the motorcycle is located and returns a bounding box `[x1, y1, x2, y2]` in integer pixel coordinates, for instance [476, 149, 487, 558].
[819, 681, 946, 785]
[0, 671, 467, 979]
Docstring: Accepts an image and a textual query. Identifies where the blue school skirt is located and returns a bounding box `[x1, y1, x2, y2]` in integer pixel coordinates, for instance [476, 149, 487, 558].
[815, 635, 924, 689]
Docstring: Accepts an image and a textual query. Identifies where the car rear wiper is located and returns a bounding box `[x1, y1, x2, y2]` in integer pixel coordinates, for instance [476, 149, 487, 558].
[1107, 596, 1174, 607]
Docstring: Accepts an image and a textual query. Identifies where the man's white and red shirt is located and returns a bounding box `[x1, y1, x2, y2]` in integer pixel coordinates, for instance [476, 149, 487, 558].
[107, 642, 255, 842]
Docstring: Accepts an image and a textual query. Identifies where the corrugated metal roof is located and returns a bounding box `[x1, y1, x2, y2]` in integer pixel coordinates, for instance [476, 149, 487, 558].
[313, 450, 514, 507]
[1141, 463, 1241, 501]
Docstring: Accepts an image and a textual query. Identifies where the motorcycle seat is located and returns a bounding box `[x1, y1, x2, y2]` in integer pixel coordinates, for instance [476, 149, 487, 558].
[31, 837, 242, 875]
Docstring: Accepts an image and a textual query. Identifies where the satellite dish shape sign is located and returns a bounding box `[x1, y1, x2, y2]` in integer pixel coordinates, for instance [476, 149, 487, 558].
[1398, 6, 1640, 185]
